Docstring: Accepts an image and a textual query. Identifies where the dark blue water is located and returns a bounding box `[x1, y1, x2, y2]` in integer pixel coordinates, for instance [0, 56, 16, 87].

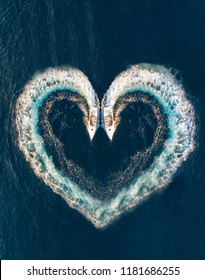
[1, 0, 205, 259]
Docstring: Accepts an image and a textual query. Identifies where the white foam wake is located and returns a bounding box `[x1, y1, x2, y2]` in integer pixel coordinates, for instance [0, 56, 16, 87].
[16, 64, 196, 228]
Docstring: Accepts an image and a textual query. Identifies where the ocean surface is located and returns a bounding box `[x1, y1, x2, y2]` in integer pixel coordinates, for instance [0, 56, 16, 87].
[0, 0, 205, 259]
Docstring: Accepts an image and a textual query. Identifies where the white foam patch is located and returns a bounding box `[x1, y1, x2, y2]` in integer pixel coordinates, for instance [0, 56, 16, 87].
[16, 65, 196, 228]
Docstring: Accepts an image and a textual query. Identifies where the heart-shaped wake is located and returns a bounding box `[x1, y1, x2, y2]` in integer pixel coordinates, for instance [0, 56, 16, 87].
[15, 64, 196, 228]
